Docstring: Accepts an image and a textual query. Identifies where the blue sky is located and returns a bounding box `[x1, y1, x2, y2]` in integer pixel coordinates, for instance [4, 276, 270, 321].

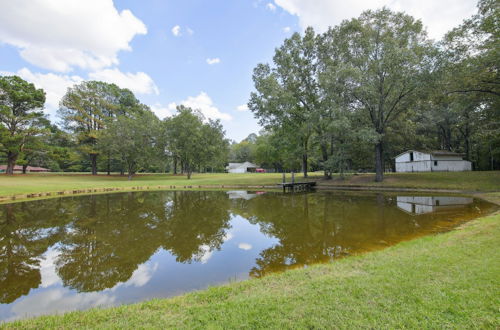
[0, 0, 476, 141]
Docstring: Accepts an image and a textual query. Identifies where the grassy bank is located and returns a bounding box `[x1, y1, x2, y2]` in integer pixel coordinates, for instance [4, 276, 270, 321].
[0, 171, 498, 202]
[0, 172, 285, 200]
[320, 171, 500, 191]
[6, 211, 499, 328]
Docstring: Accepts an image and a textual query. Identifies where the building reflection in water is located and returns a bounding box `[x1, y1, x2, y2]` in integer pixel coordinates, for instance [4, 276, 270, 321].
[396, 196, 474, 215]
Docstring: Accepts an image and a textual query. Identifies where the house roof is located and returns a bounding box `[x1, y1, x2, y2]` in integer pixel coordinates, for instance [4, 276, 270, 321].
[226, 162, 259, 169]
[0, 165, 50, 171]
[394, 150, 466, 159]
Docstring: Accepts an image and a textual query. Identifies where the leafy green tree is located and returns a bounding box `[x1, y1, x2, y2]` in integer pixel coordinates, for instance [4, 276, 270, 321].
[0, 76, 46, 174]
[58, 81, 142, 175]
[250, 28, 325, 177]
[164, 106, 229, 179]
[335, 9, 436, 181]
[98, 109, 160, 180]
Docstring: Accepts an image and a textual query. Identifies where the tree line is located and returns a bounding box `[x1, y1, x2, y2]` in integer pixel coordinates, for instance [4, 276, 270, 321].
[0, 78, 229, 179]
[247, 0, 499, 181]
[1, 1, 498, 182]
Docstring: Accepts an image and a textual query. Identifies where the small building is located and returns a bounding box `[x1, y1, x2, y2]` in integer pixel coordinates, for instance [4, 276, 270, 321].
[0, 165, 50, 173]
[225, 162, 259, 174]
[394, 150, 471, 172]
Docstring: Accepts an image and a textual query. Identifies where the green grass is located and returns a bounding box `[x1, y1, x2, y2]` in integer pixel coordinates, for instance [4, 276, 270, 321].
[0, 172, 286, 198]
[6, 211, 499, 328]
[0, 171, 498, 202]
[322, 171, 500, 191]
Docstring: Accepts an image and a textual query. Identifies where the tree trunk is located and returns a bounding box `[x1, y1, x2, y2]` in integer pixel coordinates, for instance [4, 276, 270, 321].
[128, 163, 135, 180]
[173, 157, 177, 174]
[107, 154, 111, 175]
[6, 152, 17, 175]
[302, 153, 308, 178]
[90, 154, 98, 175]
[22, 164, 28, 174]
[375, 141, 384, 182]
[320, 142, 330, 179]
[187, 164, 192, 179]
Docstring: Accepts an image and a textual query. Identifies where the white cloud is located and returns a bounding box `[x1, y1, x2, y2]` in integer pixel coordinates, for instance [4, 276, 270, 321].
[171, 25, 194, 37]
[238, 243, 252, 250]
[171, 25, 181, 37]
[283, 26, 291, 33]
[236, 104, 249, 112]
[273, 0, 477, 39]
[199, 244, 213, 264]
[206, 58, 221, 65]
[120, 263, 159, 288]
[88, 68, 159, 95]
[0, 0, 147, 72]
[150, 103, 174, 119]
[169, 92, 232, 121]
[40, 249, 63, 288]
[2, 68, 83, 116]
[9, 289, 116, 322]
[266, 3, 277, 11]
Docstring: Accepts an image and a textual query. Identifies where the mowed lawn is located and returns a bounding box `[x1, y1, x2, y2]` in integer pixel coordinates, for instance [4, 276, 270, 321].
[321, 171, 500, 191]
[0, 172, 286, 197]
[7, 211, 499, 328]
[0, 171, 498, 198]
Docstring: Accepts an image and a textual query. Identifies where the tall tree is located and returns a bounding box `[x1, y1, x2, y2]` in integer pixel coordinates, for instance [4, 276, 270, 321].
[98, 109, 160, 180]
[58, 81, 141, 175]
[164, 106, 228, 179]
[0, 76, 46, 174]
[249, 28, 325, 177]
[336, 9, 435, 181]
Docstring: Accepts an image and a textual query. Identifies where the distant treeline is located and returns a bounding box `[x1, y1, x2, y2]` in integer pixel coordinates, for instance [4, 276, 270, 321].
[0, 78, 229, 179]
[1, 1, 498, 181]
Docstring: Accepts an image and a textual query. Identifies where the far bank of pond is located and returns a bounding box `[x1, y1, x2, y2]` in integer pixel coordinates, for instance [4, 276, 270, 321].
[0, 171, 499, 203]
[0, 189, 496, 322]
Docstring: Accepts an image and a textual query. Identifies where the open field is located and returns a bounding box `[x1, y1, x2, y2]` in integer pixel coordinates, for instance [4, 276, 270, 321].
[0, 171, 498, 202]
[5, 209, 499, 328]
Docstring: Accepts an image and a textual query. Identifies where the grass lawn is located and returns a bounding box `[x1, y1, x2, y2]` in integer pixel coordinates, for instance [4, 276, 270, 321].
[0, 172, 286, 199]
[0, 171, 498, 202]
[321, 171, 500, 191]
[6, 210, 499, 328]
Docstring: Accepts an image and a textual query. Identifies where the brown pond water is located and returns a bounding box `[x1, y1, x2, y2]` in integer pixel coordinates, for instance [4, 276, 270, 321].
[0, 190, 496, 321]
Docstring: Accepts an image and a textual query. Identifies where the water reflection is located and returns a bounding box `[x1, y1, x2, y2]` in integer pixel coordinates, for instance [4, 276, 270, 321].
[0, 190, 495, 321]
[396, 196, 474, 214]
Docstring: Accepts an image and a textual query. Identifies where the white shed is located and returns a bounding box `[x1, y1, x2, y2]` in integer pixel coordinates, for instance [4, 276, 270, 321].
[225, 162, 259, 174]
[395, 150, 471, 172]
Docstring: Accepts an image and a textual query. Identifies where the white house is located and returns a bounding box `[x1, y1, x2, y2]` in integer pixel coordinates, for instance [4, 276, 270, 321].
[226, 162, 259, 174]
[395, 150, 471, 172]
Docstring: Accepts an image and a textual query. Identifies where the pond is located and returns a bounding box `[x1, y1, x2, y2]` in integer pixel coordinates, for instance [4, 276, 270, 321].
[0, 190, 496, 321]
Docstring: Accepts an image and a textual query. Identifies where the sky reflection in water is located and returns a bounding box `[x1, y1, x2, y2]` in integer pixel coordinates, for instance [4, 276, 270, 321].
[0, 190, 495, 321]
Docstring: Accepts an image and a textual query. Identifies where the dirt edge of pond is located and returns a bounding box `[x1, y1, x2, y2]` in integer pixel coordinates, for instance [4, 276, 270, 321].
[0, 183, 498, 205]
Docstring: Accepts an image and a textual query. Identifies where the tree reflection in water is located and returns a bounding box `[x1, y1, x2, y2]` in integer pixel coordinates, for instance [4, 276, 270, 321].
[0, 190, 494, 307]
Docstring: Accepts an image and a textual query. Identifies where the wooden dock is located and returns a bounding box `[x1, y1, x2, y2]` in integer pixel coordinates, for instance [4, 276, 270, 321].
[278, 181, 316, 192]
